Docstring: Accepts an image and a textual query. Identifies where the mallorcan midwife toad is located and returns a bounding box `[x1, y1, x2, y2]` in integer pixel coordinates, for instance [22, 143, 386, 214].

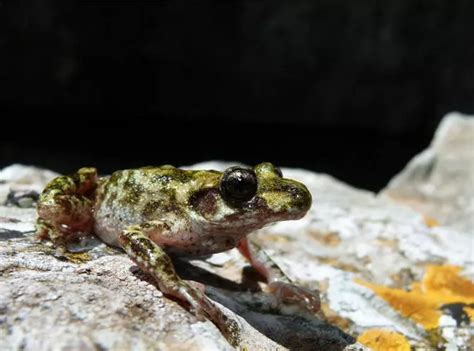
[36, 163, 320, 344]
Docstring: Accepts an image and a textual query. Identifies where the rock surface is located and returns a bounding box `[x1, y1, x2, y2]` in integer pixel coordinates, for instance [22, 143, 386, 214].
[382, 112, 474, 233]
[1, 113, 473, 350]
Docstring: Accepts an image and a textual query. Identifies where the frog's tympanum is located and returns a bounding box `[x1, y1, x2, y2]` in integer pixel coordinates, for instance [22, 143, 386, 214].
[36, 163, 319, 344]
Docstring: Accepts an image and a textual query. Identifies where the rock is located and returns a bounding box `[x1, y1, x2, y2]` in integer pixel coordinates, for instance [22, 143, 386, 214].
[1, 113, 472, 350]
[382, 112, 474, 233]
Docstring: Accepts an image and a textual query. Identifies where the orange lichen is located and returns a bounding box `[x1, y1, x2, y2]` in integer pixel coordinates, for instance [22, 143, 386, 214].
[309, 230, 341, 246]
[318, 257, 361, 273]
[464, 306, 474, 321]
[355, 265, 474, 330]
[357, 329, 410, 351]
[375, 238, 399, 249]
[320, 302, 352, 330]
[423, 215, 439, 228]
[259, 233, 292, 244]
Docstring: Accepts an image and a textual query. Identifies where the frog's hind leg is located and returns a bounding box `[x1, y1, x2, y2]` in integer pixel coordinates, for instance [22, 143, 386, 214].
[237, 237, 321, 315]
[119, 222, 240, 346]
[36, 167, 97, 252]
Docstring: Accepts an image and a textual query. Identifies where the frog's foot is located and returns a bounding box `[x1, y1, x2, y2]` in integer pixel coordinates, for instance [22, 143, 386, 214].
[36, 167, 97, 253]
[119, 224, 241, 346]
[35, 218, 67, 255]
[268, 281, 321, 315]
[237, 237, 321, 315]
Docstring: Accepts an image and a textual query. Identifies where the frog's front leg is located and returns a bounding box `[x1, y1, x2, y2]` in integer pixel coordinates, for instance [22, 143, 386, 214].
[36, 167, 97, 253]
[118, 222, 240, 345]
[237, 237, 320, 315]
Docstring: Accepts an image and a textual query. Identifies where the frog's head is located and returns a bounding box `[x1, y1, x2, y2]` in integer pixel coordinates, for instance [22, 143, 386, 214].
[190, 163, 312, 231]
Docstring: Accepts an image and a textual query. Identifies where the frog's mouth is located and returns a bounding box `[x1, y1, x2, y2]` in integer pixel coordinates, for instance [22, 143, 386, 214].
[220, 190, 312, 229]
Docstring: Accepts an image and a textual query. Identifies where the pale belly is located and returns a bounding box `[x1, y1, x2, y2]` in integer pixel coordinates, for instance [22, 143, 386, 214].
[92, 204, 243, 256]
[92, 204, 143, 247]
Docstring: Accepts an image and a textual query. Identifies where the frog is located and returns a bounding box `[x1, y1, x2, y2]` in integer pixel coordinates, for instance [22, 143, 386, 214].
[35, 162, 320, 345]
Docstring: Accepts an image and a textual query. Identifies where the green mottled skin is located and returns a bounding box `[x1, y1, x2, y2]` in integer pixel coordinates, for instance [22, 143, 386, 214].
[36, 163, 319, 345]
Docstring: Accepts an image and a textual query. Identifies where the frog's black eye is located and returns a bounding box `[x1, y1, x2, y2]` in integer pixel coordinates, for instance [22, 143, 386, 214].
[220, 167, 258, 204]
[275, 166, 283, 178]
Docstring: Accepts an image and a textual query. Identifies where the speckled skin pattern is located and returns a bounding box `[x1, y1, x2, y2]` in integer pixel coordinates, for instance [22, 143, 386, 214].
[35, 163, 319, 345]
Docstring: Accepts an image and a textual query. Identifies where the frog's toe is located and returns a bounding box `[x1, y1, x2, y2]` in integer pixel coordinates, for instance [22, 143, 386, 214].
[175, 282, 240, 345]
[187, 280, 206, 293]
[177, 282, 221, 320]
[268, 281, 321, 314]
[35, 218, 67, 249]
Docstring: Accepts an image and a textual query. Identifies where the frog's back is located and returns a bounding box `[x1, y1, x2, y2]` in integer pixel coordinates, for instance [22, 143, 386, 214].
[93, 166, 198, 246]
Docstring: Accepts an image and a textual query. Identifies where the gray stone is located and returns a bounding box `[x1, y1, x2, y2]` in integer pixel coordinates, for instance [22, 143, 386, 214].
[382, 112, 474, 233]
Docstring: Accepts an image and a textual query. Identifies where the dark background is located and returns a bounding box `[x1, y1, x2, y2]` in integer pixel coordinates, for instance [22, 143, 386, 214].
[1, 1, 473, 191]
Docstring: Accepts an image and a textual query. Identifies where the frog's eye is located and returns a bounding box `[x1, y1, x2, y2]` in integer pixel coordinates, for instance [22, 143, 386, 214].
[220, 167, 258, 204]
